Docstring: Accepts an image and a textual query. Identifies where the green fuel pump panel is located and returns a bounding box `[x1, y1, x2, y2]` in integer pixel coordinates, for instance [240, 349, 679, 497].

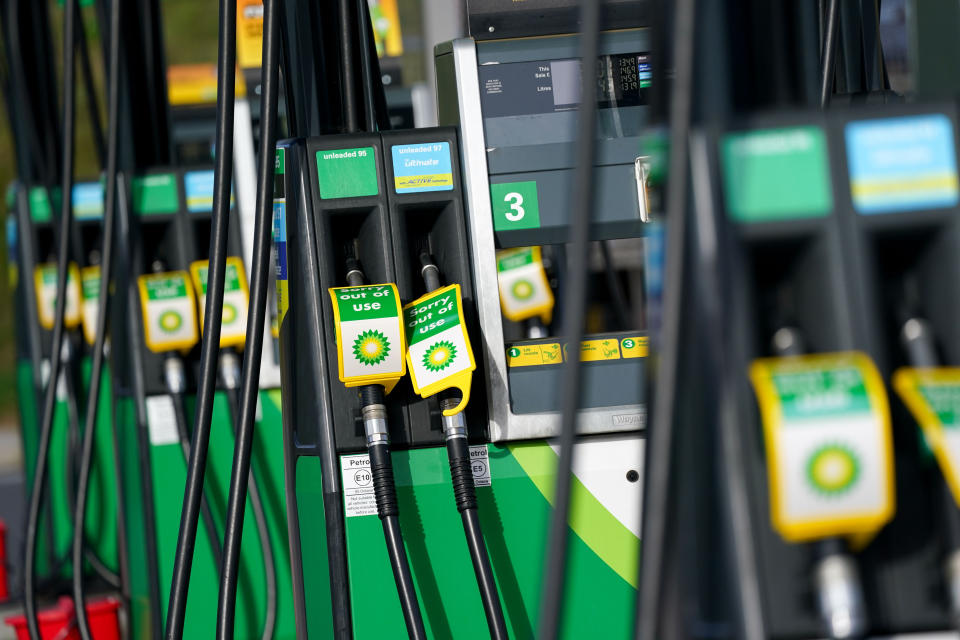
[106, 170, 296, 639]
[9, 183, 120, 580]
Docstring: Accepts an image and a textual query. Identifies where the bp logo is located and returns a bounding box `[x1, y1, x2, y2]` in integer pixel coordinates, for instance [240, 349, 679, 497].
[353, 329, 390, 366]
[424, 340, 456, 372]
[223, 302, 238, 324]
[159, 310, 183, 333]
[806, 443, 860, 496]
[511, 279, 535, 301]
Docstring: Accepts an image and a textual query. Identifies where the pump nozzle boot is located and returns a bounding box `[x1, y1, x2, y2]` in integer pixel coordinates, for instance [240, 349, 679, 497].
[814, 551, 867, 639]
[945, 547, 960, 629]
[164, 356, 187, 395]
[219, 350, 242, 391]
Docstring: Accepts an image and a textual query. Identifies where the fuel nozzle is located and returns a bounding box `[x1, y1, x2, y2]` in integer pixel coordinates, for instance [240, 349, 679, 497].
[812, 539, 868, 639]
[219, 350, 242, 391]
[771, 326, 867, 639]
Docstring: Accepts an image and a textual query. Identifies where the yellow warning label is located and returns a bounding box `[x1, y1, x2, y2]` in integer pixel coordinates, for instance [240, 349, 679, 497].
[579, 339, 621, 362]
[507, 343, 563, 367]
[540, 343, 562, 365]
[621, 336, 648, 358]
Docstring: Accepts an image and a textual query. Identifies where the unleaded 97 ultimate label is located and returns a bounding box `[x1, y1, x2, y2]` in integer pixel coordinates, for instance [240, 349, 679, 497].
[391, 142, 454, 193]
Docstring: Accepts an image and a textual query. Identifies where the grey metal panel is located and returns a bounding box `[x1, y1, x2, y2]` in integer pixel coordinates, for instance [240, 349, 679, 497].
[440, 37, 645, 442]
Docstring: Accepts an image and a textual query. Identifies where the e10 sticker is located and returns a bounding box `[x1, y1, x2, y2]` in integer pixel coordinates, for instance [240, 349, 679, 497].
[496, 246, 554, 324]
[35, 263, 82, 330]
[80, 266, 101, 345]
[137, 271, 199, 353]
[329, 284, 406, 392]
[403, 284, 476, 415]
[189, 257, 250, 349]
[894, 368, 960, 506]
[749, 352, 894, 542]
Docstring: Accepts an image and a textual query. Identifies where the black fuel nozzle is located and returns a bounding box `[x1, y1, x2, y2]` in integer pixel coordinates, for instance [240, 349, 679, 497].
[771, 326, 867, 640]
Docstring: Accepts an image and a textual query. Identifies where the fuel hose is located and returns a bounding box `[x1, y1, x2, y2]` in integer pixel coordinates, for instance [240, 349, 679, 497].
[23, 0, 79, 634]
[165, 0, 238, 634]
[346, 257, 426, 640]
[214, 0, 281, 635]
[419, 253, 507, 640]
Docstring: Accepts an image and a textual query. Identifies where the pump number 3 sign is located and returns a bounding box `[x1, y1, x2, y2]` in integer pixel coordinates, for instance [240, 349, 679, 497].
[895, 368, 960, 507]
[749, 352, 894, 542]
[137, 271, 199, 353]
[329, 284, 406, 392]
[189, 257, 250, 349]
[403, 284, 476, 415]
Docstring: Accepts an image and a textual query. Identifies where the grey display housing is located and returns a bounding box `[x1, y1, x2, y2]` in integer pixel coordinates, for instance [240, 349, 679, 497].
[435, 35, 648, 442]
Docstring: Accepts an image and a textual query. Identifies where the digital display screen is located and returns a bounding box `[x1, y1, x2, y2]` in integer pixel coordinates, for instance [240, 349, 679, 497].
[479, 52, 650, 119]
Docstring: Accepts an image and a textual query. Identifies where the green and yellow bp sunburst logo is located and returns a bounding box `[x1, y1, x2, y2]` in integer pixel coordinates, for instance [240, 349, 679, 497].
[159, 310, 183, 333]
[353, 329, 390, 366]
[806, 443, 860, 497]
[424, 340, 457, 372]
[511, 279, 535, 301]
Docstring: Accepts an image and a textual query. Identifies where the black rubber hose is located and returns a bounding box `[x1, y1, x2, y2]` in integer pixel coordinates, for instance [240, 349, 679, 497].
[370, 443, 426, 640]
[537, 0, 601, 637]
[355, 0, 376, 131]
[60, 345, 120, 591]
[337, 0, 358, 132]
[819, 0, 840, 108]
[170, 387, 224, 567]
[446, 437, 508, 640]
[214, 0, 280, 635]
[165, 0, 237, 635]
[72, 0, 121, 631]
[346, 264, 425, 638]
[419, 253, 506, 637]
[118, 173, 164, 637]
[223, 387, 278, 640]
[74, 0, 105, 168]
[24, 0, 77, 634]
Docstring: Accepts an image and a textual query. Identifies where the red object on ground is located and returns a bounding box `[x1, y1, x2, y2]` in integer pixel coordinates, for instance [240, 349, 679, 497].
[0, 519, 7, 600]
[4, 596, 121, 640]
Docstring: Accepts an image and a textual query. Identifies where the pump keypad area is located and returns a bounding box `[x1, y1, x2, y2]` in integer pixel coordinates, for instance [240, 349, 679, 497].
[506, 332, 646, 415]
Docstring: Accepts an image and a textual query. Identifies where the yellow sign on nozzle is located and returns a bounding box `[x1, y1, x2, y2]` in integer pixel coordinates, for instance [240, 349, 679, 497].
[403, 284, 476, 415]
[80, 265, 101, 345]
[894, 367, 960, 507]
[329, 284, 406, 394]
[496, 246, 554, 325]
[34, 262, 82, 330]
[749, 352, 895, 543]
[189, 257, 250, 349]
[137, 271, 199, 353]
